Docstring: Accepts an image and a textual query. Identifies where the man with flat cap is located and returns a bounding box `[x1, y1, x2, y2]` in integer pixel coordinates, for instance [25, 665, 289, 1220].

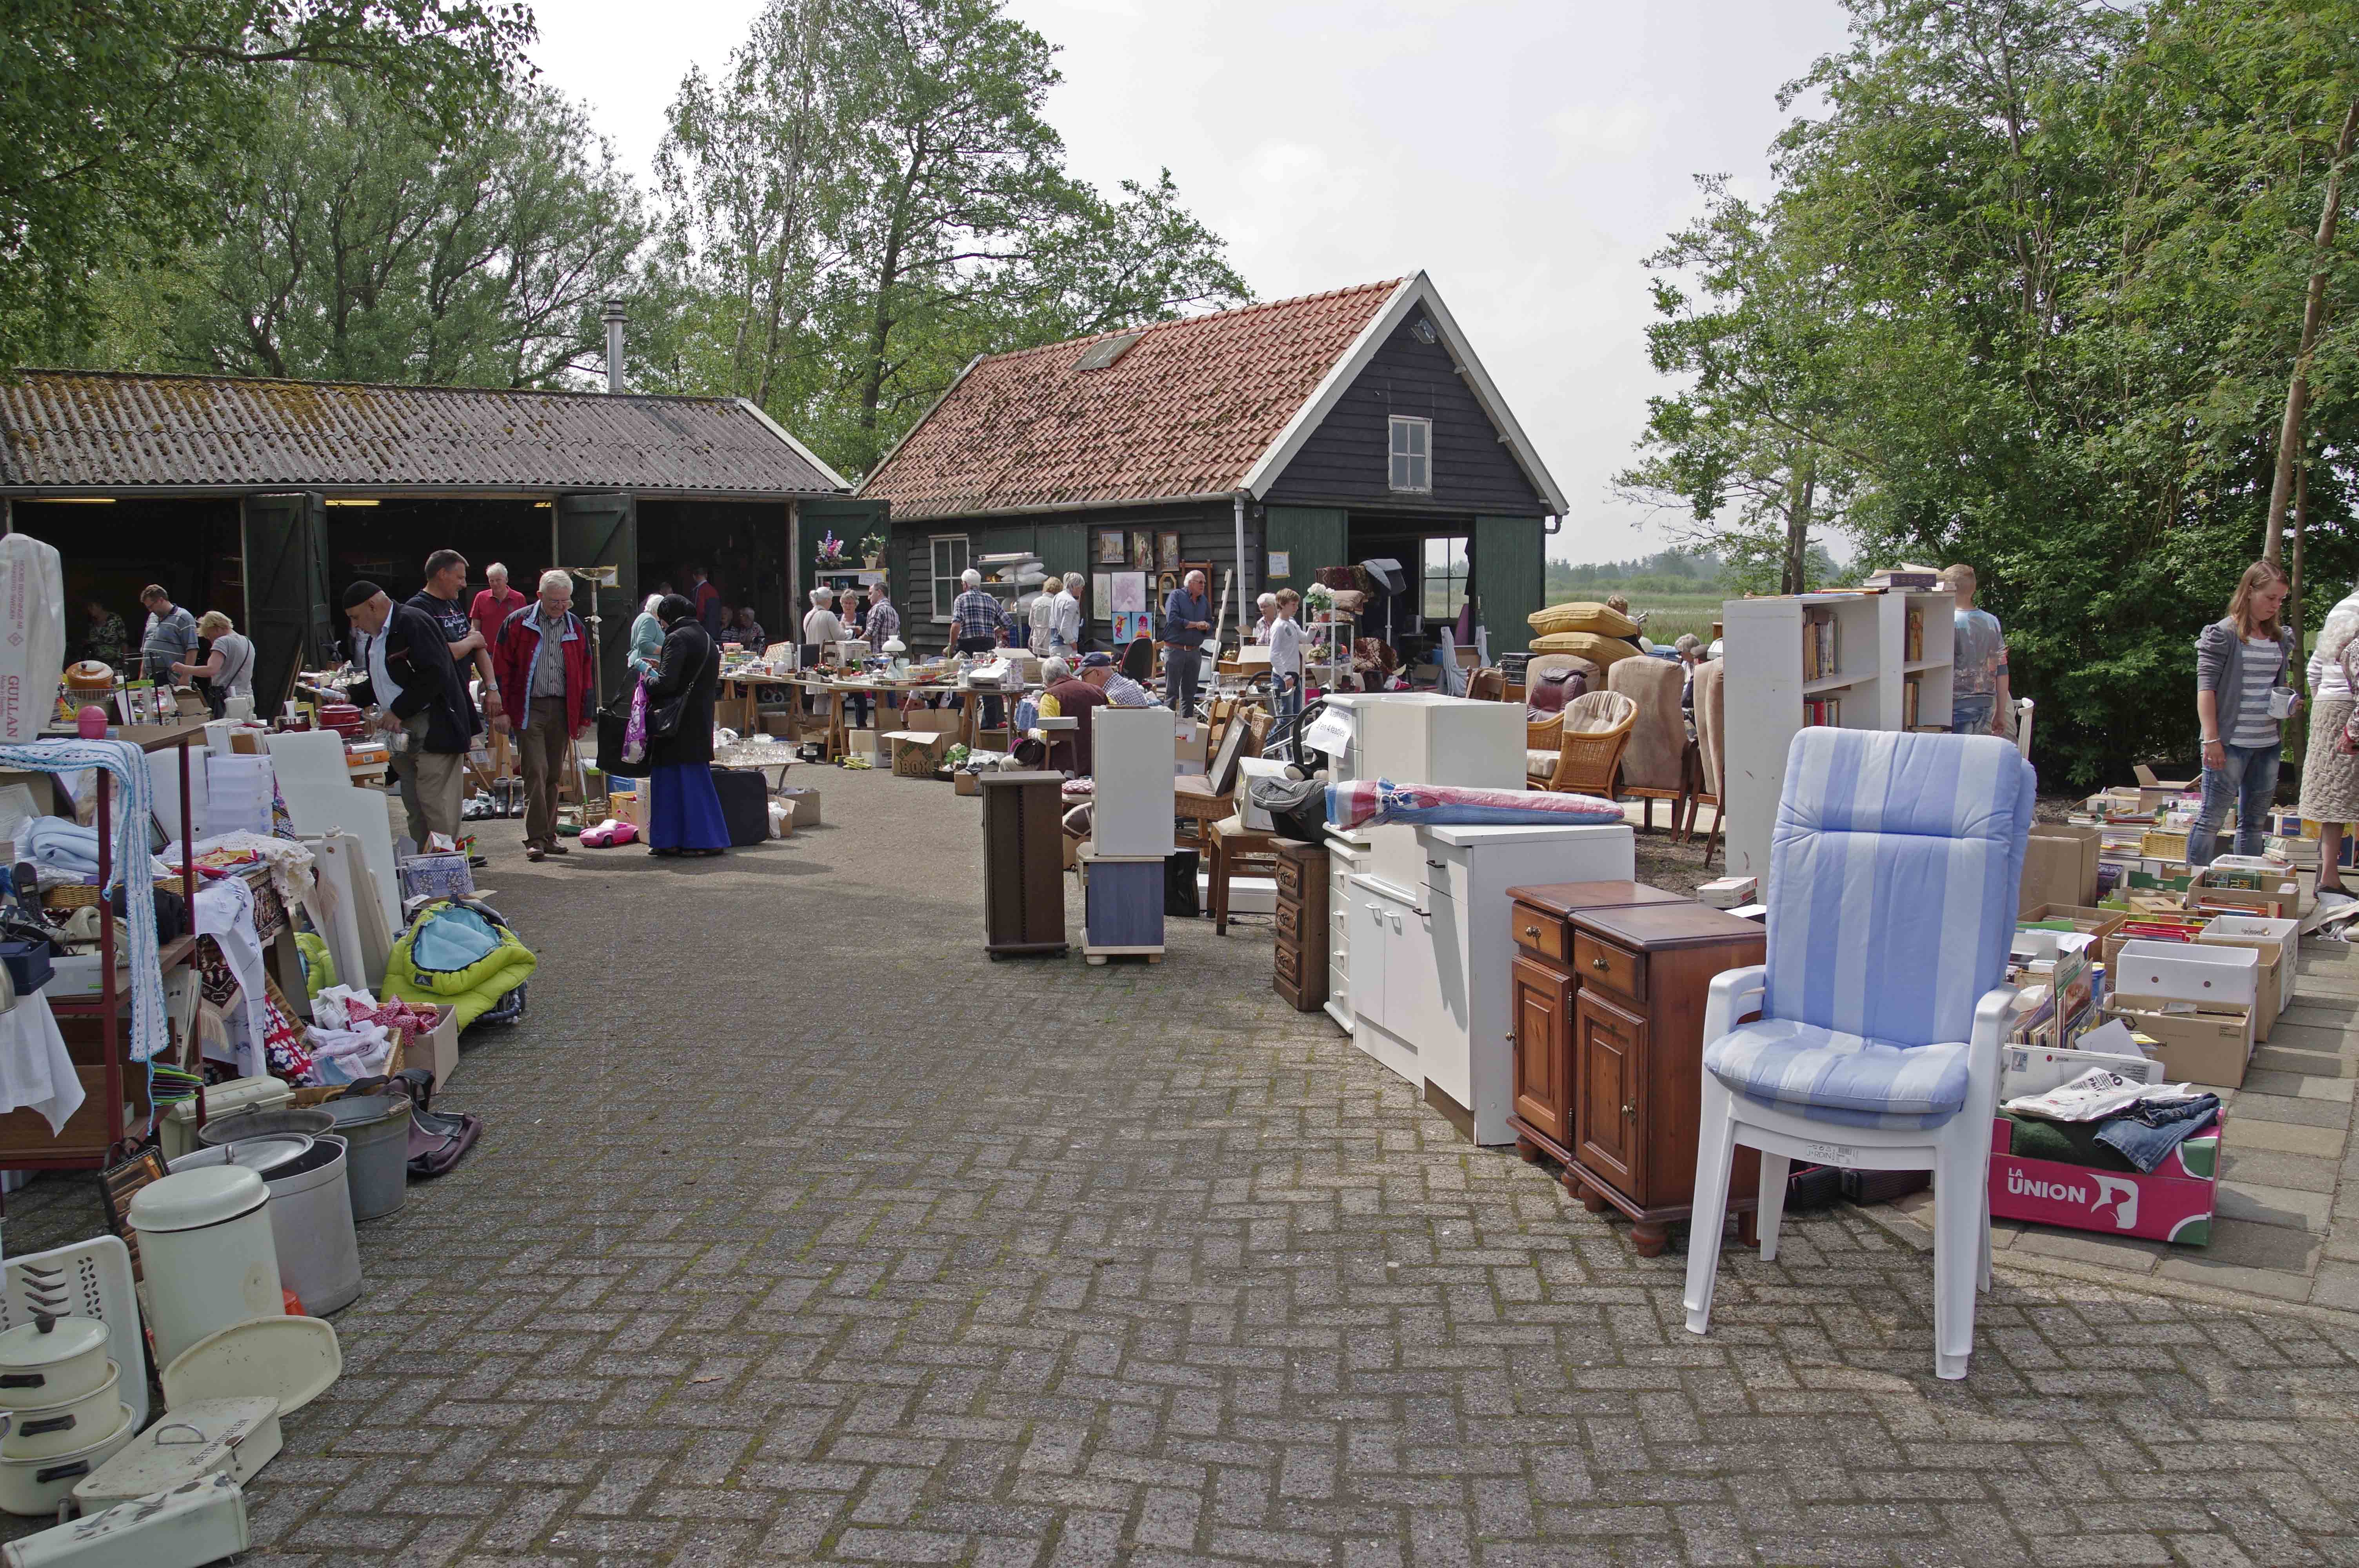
[344, 579, 478, 850]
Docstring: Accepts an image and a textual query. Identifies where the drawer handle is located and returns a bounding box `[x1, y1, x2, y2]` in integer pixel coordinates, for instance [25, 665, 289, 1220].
[1522, 924, 1539, 938]
[1426, 858, 1445, 869]
[1591, 955, 1610, 972]
[1622, 1102, 1636, 1118]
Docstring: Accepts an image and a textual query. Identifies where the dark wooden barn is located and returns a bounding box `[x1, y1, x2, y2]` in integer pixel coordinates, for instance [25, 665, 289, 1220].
[855, 274, 1570, 661]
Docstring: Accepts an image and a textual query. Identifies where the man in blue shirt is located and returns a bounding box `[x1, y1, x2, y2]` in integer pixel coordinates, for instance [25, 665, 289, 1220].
[1162, 569, 1212, 719]
[1941, 563, 2010, 736]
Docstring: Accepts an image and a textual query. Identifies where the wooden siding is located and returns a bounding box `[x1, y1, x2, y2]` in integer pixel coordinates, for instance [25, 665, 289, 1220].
[1262, 315, 1548, 516]
[890, 499, 1249, 652]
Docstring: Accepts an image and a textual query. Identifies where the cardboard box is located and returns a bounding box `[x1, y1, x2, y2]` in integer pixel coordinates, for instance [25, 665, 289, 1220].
[1988, 1112, 2219, 1244]
[2201, 913, 2297, 1011]
[2019, 903, 2126, 946]
[2133, 763, 2197, 814]
[2185, 880, 2298, 923]
[2112, 939, 2258, 1009]
[2019, 824, 2101, 915]
[2107, 996, 2254, 1088]
[610, 788, 646, 829]
[777, 786, 821, 828]
[411, 1009, 458, 1091]
[954, 770, 980, 797]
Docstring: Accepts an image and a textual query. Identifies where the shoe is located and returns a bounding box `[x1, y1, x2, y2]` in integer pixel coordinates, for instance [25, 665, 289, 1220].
[544, 840, 570, 855]
[468, 855, 487, 869]
[2320, 887, 2355, 906]
[525, 844, 544, 863]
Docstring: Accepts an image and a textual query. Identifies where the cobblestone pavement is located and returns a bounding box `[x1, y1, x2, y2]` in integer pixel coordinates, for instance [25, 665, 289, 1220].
[11, 765, 2359, 1565]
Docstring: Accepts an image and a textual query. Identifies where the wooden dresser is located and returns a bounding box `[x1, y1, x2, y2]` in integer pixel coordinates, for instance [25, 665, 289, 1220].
[1272, 839, 1329, 1012]
[978, 772, 1067, 958]
[1505, 882, 1765, 1256]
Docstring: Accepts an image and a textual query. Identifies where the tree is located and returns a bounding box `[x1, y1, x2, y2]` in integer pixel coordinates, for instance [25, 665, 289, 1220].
[96, 69, 646, 388]
[650, 0, 1249, 477]
[1616, 180, 1859, 595]
[0, 0, 533, 368]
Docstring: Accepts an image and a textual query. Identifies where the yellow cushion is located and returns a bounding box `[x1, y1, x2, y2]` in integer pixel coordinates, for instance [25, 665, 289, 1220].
[1529, 601, 1639, 638]
[1528, 630, 1643, 669]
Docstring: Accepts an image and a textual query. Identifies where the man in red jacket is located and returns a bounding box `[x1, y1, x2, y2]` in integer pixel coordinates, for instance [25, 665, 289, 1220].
[491, 569, 596, 862]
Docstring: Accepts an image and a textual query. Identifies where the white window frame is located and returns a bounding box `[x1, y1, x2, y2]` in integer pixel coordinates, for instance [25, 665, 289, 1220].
[1423, 535, 1470, 622]
[929, 534, 970, 622]
[1389, 415, 1432, 494]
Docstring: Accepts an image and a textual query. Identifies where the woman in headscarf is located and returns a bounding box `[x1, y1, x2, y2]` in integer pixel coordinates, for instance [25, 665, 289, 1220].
[641, 594, 728, 857]
[629, 593, 666, 677]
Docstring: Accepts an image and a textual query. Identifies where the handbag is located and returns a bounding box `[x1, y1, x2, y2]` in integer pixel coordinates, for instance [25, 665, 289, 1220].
[596, 705, 648, 777]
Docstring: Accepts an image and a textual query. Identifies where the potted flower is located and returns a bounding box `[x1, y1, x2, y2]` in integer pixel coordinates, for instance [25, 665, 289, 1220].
[816, 531, 846, 568]
[860, 532, 888, 569]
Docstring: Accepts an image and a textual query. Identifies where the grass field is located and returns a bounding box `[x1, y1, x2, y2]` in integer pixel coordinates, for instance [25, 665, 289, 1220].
[1544, 589, 1726, 648]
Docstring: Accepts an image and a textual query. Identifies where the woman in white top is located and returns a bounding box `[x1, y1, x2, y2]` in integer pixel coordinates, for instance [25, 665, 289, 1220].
[173, 610, 255, 717]
[1027, 586, 1056, 656]
[2302, 581, 2359, 900]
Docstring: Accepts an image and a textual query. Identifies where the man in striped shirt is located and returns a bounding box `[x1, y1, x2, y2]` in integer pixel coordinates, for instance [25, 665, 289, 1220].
[1080, 651, 1153, 707]
[950, 571, 1002, 650]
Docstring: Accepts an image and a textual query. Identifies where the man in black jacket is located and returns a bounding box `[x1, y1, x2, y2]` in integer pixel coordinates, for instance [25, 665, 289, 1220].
[345, 580, 478, 849]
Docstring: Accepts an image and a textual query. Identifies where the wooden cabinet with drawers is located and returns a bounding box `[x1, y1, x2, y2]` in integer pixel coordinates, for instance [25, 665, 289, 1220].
[1272, 839, 1330, 1012]
[1503, 880, 1765, 1256]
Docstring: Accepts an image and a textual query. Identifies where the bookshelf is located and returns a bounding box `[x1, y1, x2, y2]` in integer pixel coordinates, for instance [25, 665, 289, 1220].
[1721, 590, 1956, 878]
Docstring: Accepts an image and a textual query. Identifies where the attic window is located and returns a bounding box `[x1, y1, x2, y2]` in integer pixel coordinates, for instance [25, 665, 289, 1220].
[1389, 416, 1432, 493]
[1074, 330, 1144, 370]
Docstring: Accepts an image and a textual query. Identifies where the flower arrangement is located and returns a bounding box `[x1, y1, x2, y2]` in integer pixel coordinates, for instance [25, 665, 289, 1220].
[816, 531, 846, 566]
[860, 532, 888, 561]
[1305, 582, 1336, 610]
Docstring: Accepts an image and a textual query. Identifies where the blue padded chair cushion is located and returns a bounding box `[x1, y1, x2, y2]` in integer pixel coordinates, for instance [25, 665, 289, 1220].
[1705, 1017, 1969, 1131]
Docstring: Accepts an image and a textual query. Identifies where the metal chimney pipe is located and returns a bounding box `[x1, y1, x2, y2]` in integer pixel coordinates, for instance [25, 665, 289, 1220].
[602, 301, 627, 394]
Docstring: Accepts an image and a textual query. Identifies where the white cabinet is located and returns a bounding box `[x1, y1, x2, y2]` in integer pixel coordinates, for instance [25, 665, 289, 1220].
[1322, 831, 1365, 1034]
[1351, 693, 1527, 890]
[1348, 821, 1634, 1144]
[1090, 706, 1176, 856]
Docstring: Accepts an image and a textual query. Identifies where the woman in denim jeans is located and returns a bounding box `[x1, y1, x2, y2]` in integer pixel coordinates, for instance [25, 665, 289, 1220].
[2189, 560, 2296, 866]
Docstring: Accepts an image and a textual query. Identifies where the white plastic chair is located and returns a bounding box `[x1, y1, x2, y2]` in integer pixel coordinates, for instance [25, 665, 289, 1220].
[2012, 697, 2034, 759]
[1683, 727, 2036, 1381]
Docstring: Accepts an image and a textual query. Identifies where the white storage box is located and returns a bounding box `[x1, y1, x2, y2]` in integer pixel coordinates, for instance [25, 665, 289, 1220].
[2200, 913, 2299, 1011]
[2112, 938, 2258, 1009]
[44, 953, 125, 1000]
[1234, 757, 1291, 832]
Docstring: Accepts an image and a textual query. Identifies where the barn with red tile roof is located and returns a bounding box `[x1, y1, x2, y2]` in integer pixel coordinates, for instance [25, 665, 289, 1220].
[856, 273, 1566, 659]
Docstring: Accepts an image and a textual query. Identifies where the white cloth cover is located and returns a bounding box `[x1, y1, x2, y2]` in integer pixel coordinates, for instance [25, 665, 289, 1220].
[0, 535, 65, 744]
[0, 741, 167, 1060]
[193, 875, 270, 1076]
[0, 993, 83, 1134]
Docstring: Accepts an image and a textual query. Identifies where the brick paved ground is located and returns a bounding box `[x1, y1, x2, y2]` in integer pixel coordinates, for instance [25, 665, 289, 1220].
[10, 764, 2359, 1564]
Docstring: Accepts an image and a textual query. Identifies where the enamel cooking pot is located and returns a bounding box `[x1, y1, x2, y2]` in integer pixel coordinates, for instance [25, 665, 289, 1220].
[0, 1314, 111, 1409]
[0, 1360, 121, 1459]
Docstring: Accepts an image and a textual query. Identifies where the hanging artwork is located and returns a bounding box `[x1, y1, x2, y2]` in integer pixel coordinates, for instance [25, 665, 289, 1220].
[1097, 531, 1126, 565]
[1111, 573, 1147, 612]
[1112, 610, 1153, 645]
[1130, 532, 1154, 572]
[1092, 573, 1113, 620]
[1157, 531, 1181, 570]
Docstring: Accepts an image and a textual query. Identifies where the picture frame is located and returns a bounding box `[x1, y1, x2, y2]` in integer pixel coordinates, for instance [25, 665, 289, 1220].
[1097, 531, 1125, 565]
[1157, 531, 1181, 570]
[1156, 569, 1180, 601]
[1207, 705, 1254, 795]
[1131, 531, 1155, 573]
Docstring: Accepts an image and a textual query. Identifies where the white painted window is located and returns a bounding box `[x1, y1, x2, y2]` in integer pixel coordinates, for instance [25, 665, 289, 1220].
[1423, 535, 1469, 621]
[1389, 416, 1432, 493]
[929, 535, 969, 621]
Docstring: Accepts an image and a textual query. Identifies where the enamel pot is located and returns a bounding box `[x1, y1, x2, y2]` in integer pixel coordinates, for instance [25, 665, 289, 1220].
[0, 1315, 111, 1410]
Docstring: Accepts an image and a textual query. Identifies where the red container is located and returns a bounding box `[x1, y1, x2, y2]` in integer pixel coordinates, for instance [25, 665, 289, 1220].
[1987, 1113, 2219, 1245]
[318, 703, 364, 737]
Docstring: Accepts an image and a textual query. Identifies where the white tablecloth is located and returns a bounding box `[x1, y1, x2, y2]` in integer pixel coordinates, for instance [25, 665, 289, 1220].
[0, 993, 83, 1135]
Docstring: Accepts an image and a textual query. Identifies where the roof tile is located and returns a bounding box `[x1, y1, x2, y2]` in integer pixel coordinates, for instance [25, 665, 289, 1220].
[859, 279, 1404, 519]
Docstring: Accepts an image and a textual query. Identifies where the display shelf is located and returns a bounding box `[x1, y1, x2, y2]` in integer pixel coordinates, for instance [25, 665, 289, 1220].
[1721, 590, 1955, 879]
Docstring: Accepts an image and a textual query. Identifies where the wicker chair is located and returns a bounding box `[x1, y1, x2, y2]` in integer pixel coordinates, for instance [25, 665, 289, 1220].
[1466, 667, 1508, 703]
[1528, 689, 1637, 796]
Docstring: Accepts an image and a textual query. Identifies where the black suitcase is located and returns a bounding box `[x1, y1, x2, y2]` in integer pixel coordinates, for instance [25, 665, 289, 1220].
[711, 766, 771, 846]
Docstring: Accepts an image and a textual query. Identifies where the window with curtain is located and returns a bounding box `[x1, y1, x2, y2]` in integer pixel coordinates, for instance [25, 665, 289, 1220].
[929, 535, 969, 621]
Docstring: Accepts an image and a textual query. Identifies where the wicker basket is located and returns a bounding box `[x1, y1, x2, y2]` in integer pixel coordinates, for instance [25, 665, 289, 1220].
[41, 884, 100, 912]
[2141, 828, 2190, 860]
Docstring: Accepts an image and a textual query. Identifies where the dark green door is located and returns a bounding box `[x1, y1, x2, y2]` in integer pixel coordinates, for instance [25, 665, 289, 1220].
[1474, 515, 1543, 656]
[557, 492, 637, 708]
[243, 491, 332, 714]
[799, 496, 891, 603]
[1035, 521, 1085, 588]
[1263, 506, 1347, 590]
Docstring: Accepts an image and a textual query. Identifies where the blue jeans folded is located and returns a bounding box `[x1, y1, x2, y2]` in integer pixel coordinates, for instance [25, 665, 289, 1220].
[2094, 1094, 2221, 1173]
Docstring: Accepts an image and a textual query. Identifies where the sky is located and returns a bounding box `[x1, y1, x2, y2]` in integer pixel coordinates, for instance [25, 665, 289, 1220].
[527, 0, 1859, 565]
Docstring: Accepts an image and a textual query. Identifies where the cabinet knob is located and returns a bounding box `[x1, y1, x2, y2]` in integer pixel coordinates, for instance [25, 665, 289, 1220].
[1591, 955, 1610, 972]
[1622, 1102, 1636, 1119]
[1522, 924, 1539, 938]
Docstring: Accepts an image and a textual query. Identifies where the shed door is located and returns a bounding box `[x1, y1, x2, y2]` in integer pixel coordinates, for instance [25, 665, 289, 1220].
[799, 496, 891, 601]
[1034, 522, 1086, 588]
[243, 491, 332, 714]
[1474, 515, 1543, 657]
[1263, 506, 1346, 590]
[557, 493, 637, 707]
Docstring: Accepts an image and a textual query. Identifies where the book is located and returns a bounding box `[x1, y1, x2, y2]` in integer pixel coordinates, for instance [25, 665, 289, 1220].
[1867, 568, 1940, 590]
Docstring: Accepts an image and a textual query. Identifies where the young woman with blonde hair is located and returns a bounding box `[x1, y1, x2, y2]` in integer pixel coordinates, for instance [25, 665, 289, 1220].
[2190, 559, 2297, 867]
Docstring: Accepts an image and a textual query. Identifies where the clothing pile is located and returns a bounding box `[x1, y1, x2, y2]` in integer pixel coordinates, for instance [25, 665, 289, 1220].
[305, 985, 448, 1085]
[23, 816, 178, 888]
[2001, 1068, 2220, 1174]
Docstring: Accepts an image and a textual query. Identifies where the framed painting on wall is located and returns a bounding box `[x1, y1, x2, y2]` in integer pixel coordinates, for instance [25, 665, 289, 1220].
[1097, 531, 1125, 565]
[1131, 531, 1155, 572]
[1157, 531, 1181, 570]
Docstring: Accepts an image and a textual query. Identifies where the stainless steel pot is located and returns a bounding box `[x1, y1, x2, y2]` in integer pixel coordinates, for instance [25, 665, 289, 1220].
[0, 1361, 121, 1460]
[0, 1314, 111, 1409]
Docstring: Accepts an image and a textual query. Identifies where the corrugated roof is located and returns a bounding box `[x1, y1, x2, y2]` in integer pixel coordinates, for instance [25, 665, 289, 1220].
[858, 280, 1407, 520]
[0, 370, 848, 495]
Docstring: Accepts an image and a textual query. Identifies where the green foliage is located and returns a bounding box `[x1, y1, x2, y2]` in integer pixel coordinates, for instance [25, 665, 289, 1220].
[1635, 0, 2359, 787]
[649, 0, 1251, 477]
[0, 1, 533, 368]
[85, 69, 647, 386]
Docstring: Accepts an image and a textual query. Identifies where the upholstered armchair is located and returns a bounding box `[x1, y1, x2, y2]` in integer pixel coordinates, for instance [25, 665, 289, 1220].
[1687, 659, 1727, 864]
[1683, 728, 2035, 1381]
[1526, 689, 1636, 797]
[1607, 654, 1688, 832]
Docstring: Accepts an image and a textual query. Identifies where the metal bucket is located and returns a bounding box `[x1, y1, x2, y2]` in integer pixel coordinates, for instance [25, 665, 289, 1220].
[197, 1106, 335, 1147]
[325, 1095, 412, 1223]
[169, 1134, 361, 1316]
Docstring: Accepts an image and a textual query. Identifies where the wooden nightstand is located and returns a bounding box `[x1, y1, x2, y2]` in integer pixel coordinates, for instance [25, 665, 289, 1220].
[1271, 839, 1329, 1011]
